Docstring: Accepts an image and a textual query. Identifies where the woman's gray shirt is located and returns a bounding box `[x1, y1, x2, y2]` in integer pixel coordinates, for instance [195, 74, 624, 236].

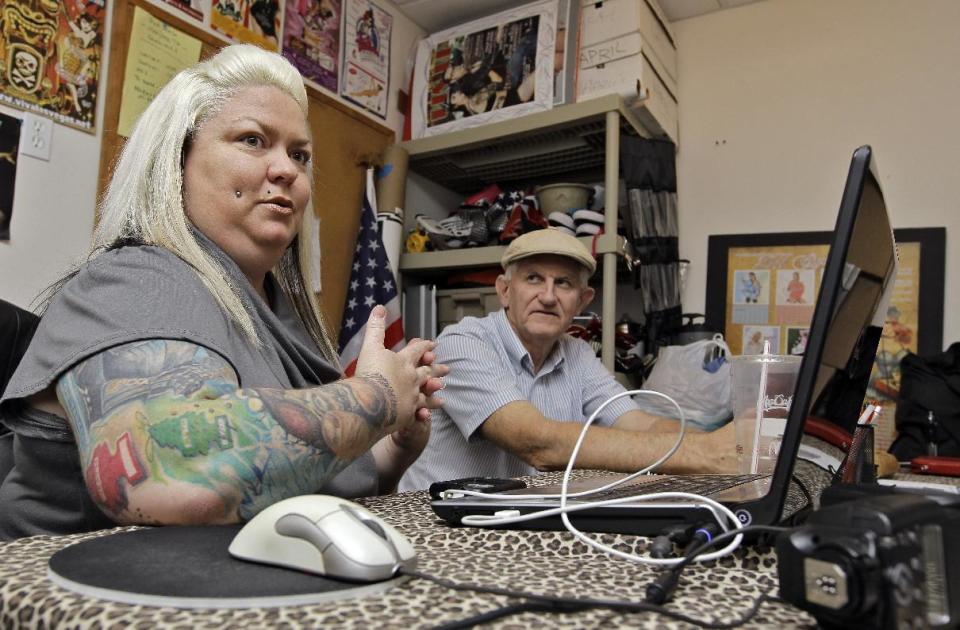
[0, 238, 377, 539]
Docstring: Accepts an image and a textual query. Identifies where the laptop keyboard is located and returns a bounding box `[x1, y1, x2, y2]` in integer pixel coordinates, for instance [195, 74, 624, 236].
[580, 473, 768, 501]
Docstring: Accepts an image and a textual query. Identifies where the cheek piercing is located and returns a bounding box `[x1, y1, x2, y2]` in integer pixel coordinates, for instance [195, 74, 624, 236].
[235, 191, 242, 198]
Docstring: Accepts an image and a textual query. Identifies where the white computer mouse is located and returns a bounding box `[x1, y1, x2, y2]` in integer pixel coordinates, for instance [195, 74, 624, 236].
[228, 494, 417, 582]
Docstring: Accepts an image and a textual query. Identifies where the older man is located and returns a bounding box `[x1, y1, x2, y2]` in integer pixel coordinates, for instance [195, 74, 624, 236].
[399, 229, 734, 491]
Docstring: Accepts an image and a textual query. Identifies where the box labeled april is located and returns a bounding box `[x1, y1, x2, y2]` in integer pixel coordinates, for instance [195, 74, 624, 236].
[576, 33, 678, 143]
[579, 0, 677, 88]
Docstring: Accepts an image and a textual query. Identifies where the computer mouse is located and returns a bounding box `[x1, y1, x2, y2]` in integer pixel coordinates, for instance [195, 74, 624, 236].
[228, 494, 417, 582]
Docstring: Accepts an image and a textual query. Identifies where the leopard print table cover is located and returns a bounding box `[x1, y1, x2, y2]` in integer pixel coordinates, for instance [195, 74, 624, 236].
[0, 470, 823, 629]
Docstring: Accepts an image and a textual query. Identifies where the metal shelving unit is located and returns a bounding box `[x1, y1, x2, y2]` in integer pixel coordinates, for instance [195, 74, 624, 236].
[399, 95, 649, 370]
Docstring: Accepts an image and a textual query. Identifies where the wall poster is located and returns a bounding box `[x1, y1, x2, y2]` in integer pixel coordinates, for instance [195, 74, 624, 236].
[211, 0, 281, 50]
[340, 0, 391, 118]
[409, 0, 557, 139]
[0, 111, 21, 240]
[0, 0, 106, 132]
[117, 7, 202, 138]
[159, 0, 207, 23]
[282, 0, 341, 92]
[705, 228, 946, 453]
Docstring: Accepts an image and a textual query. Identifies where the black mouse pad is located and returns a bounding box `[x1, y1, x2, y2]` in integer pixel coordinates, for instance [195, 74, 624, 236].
[47, 525, 405, 608]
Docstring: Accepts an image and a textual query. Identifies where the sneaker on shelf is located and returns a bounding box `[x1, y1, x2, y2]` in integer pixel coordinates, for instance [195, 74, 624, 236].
[572, 209, 605, 225]
[574, 208, 618, 237]
[416, 214, 473, 250]
[457, 205, 491, 246]
[547, 211, 576, 236]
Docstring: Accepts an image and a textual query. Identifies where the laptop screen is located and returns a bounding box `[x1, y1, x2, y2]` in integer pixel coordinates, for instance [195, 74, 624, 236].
[770, 145, 897, 509]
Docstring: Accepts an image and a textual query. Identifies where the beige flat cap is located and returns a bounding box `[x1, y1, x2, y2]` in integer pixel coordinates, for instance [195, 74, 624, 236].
[500, 228, 597, 275]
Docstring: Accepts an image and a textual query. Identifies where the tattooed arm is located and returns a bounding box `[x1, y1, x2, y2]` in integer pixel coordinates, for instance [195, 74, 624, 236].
[54, 309, 443, 525]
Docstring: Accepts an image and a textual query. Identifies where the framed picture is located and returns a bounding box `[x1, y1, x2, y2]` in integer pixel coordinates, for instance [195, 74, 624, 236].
[705, 227, 946, 452]
[409, 0, 558, 139]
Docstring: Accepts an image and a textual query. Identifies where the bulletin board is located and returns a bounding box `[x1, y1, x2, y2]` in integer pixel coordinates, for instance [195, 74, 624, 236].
[705, 227, 946, 452]
[97, 0, 395, 335]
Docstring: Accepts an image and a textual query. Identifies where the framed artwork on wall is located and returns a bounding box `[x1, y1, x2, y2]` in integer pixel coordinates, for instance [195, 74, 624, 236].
[409, 0, 558, 139]
[705, 227, 946, 452]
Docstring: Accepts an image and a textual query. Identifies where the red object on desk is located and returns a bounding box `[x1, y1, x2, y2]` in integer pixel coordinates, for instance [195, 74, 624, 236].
[804, 416, 853, 451]
[910, 456, 960, 477]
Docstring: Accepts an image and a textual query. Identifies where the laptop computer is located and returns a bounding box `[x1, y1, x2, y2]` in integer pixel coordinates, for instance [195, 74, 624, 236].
[431, 145, 899, 536]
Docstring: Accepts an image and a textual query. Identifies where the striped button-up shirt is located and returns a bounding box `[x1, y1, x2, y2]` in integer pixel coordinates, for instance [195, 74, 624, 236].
[399, 310, 639, 491]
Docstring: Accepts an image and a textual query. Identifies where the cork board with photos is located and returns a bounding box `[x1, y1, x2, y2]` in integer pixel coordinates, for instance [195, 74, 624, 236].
[705, 228, 945, 453]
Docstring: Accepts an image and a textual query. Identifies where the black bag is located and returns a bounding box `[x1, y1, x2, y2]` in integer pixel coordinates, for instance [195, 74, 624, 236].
[888, 343, 960, 461]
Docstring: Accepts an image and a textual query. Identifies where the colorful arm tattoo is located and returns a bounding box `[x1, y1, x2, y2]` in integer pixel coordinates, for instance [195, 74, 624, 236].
[56, 339, 397, 524]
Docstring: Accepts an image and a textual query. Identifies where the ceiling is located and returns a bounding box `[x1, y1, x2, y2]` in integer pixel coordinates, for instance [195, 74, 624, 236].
[394, 0, 767, 34]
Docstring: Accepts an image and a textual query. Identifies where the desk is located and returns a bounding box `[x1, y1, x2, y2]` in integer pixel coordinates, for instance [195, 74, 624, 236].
[0, 470, 824, 629]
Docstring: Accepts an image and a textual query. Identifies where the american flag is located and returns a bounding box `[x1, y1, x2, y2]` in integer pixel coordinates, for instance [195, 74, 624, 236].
[338, 171, 405, 376]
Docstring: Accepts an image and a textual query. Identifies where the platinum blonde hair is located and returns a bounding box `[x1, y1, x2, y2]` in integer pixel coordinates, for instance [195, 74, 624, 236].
[88, 44, 339, 364]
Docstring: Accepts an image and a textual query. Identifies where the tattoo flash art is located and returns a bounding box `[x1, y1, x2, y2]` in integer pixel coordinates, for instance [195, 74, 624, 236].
[282, 0, 341, 92]
[211, 0, 282, 52]
[0, 0, 105, 132]
[340, 0, 390, 118]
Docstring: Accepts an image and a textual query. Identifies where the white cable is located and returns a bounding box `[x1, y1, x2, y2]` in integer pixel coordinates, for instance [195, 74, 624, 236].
[456, 388, 745, 566]
[442, 389, 687, 502]
[559, 389, 741, 566]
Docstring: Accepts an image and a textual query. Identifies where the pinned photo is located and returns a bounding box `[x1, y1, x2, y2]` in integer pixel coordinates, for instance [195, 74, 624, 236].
[733, 269, 769, 304]
[786, 326, 809, 355]
[776, 269, 815, 305]
[742, 325, 780, 355]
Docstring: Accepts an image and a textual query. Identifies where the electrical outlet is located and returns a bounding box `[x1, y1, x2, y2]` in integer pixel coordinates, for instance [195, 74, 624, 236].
[20, 113, 54, 161]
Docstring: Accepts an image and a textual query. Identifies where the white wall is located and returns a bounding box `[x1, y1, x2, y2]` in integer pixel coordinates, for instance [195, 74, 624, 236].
[0, 107, 100, 310]
[0, 0, 424, 310]
[675, 0, 960, 348]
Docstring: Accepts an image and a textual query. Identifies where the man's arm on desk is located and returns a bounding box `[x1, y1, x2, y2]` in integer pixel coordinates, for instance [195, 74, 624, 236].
[480, 402, 737, 474]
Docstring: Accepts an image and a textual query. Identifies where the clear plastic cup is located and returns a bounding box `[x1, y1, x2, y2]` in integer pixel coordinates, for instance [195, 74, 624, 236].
[730, 351, 802, 474]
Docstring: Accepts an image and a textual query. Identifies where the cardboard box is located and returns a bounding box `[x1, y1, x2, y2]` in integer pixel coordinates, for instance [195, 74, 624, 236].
[579, 0, 677, 88]
[576, 32, 678, 143]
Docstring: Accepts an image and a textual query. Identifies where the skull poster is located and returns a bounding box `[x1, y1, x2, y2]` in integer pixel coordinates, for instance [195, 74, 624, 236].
[0, 0, 106, 133]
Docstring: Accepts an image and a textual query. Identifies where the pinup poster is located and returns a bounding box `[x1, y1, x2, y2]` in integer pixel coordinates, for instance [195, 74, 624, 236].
[211, 0, 281, 51]
[0, 0, 106, 133]
[340, 0, 391, 118]
[159, 0, 207, 23]
[0, 111, 21, 241]
[282, 0, 341, 92]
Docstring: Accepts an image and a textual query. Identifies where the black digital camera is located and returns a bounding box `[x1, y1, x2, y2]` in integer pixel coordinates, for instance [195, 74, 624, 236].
[776, 492, 960, 629]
